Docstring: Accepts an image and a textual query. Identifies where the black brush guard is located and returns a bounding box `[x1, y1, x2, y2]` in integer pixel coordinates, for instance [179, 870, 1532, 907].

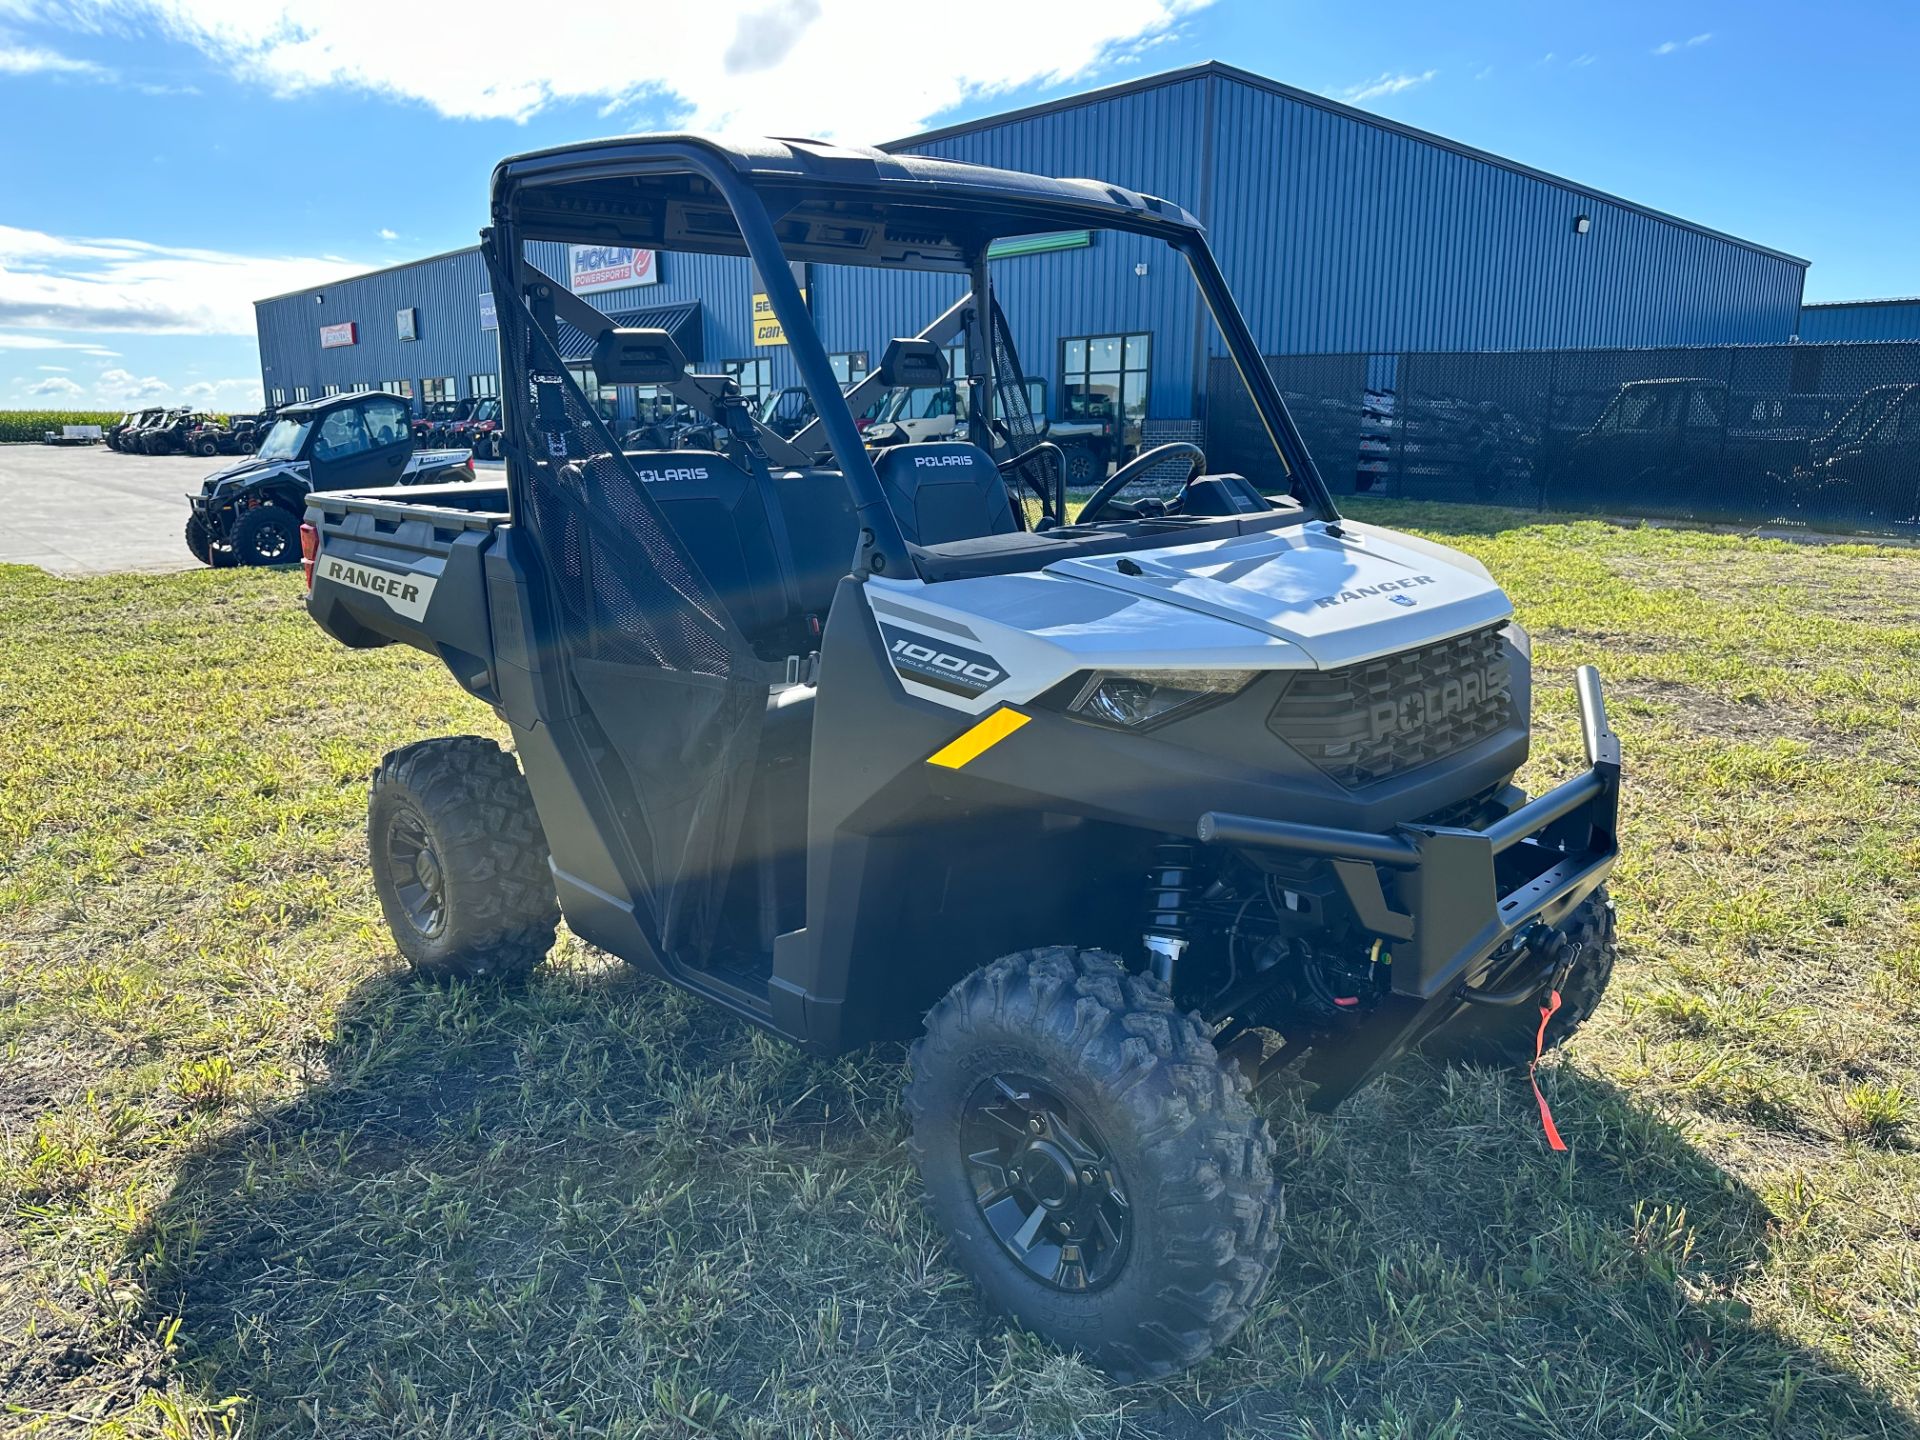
[1199, 666, 1622, 1109]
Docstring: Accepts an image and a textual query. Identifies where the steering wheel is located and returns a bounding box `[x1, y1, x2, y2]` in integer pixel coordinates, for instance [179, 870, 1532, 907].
[1077, 442, 1206, 523]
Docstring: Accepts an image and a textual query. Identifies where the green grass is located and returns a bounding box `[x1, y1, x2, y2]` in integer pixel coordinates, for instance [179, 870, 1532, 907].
[3, 502, 1919, 1438]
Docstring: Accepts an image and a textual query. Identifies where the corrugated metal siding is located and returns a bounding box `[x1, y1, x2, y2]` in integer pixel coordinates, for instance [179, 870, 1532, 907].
[255, 248, 502, 407]
[1798, 300, 1920, 342]
[1206, 78, 1805, 354]
[892, 79, 1206, 419]
[259, 67, 1809, 417]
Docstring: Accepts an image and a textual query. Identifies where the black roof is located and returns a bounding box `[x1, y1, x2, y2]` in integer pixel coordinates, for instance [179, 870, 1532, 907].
[275, 389, 397, 420]
[491, 134, 1201, 271]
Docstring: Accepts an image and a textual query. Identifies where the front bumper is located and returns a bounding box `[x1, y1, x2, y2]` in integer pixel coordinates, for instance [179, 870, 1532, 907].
[1199, 666, 1622, 1109]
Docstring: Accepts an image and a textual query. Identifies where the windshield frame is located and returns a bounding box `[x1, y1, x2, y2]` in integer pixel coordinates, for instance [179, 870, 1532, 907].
[491, 137, 1343, 580]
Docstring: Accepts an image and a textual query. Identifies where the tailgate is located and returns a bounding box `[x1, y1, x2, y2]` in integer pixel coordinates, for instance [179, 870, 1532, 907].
[304, 487, 505, 669]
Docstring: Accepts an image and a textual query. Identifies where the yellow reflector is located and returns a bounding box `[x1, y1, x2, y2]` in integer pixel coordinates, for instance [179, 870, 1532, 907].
[926, 707, 1030, 769]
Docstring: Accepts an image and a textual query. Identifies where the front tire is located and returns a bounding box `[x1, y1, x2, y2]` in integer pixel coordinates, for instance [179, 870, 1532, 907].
[229, 504, 301, 566]
[183, 514, 213, 565]
[906, 948, 1281, 1381]
[367, 737, 559, 981]
[1425, 889, 1617, 1068]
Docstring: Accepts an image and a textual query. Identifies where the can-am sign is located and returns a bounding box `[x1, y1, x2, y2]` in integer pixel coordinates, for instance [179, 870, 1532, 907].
[569, 246, 658, 294]
[319, 321, 357, 349]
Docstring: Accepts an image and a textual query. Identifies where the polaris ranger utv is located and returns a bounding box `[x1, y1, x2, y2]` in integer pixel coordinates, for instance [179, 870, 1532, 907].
[189, 389, 472, 566]
[301, 136, 1623, 1379]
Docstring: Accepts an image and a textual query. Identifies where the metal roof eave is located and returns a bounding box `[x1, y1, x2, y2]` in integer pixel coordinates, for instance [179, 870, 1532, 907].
[883, 60, 1809, 270]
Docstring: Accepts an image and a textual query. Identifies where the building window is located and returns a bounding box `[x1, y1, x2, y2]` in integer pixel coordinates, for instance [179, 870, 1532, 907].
[322, 384, 342, 397]
[1060, 332, 1150, 450]
[269, 387, 286, 406]
[469, 373, 499, 398]
[568, 365, 617, 424]
[828, 351, 869, 387]
[379, 379, 414, 401]
[293, 385, 311, 403]
[421, 376, 457, 405]
[718, 358, 772, 403]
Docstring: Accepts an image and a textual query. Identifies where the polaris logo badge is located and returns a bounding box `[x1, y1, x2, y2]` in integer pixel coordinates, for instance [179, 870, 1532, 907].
[634, 466, 710, 484]
[878, 624, 1006, 697]
[1314, 574, 1436, 609]
[912, 454, 974, 468]
[1367, 663, 1508, 743]
[318, 555, 437, 623]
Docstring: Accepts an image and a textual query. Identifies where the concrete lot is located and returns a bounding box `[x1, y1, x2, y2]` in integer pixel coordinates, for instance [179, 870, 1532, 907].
[0, 443, 210, 575]
[0, 443, 502, 575]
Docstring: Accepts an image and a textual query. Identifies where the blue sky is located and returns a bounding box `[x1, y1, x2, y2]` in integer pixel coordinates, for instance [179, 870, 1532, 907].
[1, 0, 1913, 412]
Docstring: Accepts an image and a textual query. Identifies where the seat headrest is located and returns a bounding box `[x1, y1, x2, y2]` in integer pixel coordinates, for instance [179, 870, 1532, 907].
[876, 337, 947, 388]
[593, 327, 688, 385]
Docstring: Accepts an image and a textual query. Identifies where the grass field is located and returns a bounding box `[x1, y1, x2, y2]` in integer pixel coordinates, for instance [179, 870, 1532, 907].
[3, 503, 1918, 1439]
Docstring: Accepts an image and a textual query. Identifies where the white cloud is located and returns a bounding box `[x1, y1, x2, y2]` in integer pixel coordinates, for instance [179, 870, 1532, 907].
[0, 222, 367, 334]
[96, 366, 171, 398]
[1332, 69, 1437, 104]
[4, 0, 1213, 140]
[378, 227, 398, 240]
[26, 373, 83, 395]
[0, 329, 118, 354]
[0, 41, 107, 75]
[1571, 53, 1596, 67]
[1473, 65, 1494, 81]
[1654, 33, 1712, 55]
[180, 375, 263, 407]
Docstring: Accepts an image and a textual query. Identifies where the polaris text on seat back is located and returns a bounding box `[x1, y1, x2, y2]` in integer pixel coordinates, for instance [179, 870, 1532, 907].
[297, 135, 1626, 1379]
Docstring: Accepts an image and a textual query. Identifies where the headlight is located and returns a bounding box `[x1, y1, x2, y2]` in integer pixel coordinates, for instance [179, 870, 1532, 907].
[1063, 669, 1259, 729]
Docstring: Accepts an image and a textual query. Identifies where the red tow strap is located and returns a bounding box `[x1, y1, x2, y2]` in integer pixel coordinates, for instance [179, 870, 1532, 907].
[1530, 990, 1567, 1151]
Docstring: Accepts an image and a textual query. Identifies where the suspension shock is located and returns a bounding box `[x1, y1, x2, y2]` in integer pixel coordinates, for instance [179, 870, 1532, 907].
[1143, 836, 1195, 989]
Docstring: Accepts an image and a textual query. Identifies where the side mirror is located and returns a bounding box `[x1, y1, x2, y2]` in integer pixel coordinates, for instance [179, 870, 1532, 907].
[591, 327, 689, 386]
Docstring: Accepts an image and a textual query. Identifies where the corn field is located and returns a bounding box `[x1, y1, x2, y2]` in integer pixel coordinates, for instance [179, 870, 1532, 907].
[0, 409, 124, 443]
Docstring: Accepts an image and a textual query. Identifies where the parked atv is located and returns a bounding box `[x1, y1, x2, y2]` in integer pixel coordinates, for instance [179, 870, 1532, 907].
[132, 408, 205, 455]
[444, 396, 502, 459]
[188, 389, 474, 566]
[298, 136, 1624, 1380]
[111, 407, 167, 452]
[105, 408, 157, 452]
[414, 398, 474, 448]
[187, 416, 258, 457]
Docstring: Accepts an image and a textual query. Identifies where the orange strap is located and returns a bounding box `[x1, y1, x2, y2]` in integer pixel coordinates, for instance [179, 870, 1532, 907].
[1530, 989, 1567, 1151]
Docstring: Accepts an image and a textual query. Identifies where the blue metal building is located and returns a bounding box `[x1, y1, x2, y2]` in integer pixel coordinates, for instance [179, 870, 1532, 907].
[254, 61, 1809, 434]
[1797, 298, 1920, 343]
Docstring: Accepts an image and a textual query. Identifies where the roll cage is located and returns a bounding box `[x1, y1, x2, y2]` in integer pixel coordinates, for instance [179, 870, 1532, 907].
[482, 134, 1342, 581]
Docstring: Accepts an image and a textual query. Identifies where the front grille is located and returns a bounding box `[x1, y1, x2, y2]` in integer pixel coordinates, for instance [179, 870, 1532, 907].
[1268, 625, 1514, 787]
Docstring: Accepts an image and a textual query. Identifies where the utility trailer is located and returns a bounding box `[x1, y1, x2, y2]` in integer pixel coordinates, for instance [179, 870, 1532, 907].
[297, 135, 1624, 1379]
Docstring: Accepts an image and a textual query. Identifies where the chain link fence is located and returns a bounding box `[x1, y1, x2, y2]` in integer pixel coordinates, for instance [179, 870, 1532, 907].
[1209, 343, 1920, 535]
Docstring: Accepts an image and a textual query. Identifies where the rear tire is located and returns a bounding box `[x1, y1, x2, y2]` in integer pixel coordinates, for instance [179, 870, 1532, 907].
[367, 736, 559, 981]
[195, 436, 219, 457]
[906, 947, 1281, 1381]
[1424, 888, 1617, 1068]
[230, 505, 301, 566]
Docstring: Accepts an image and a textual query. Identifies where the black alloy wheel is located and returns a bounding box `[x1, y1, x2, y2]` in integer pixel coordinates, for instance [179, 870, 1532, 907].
[962, 1073, 1132, 1291]
[382, 809, 448, 940]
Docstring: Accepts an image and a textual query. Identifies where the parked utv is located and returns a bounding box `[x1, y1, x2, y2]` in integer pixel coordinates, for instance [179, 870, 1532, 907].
[105, 409, 158, 451]
[300, 137, 1623, 1379]
[443, 397, 502, 459]
[189, 389, 473, 566]
[187, 415, 260, 457]
[133, 407, 206, 455]
[111, 407, 168, 452]
[415, 398, 475, 447]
